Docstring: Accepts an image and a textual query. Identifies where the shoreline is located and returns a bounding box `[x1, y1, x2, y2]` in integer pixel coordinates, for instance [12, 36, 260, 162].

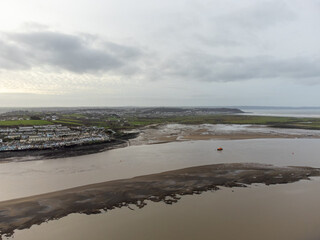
[0, 132, 139, 161]
[0, 163, 319, 239]
[129, 124, 320, 145]
[1, 124, 320, 161]
[0, 139, 128, 161]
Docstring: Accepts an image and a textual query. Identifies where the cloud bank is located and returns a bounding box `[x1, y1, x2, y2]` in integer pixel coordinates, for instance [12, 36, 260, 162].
[1, 29, 319, 84]
[0, 31, 142, 74]
[1, 0, 320, 107]
[160, 53, 320, 82]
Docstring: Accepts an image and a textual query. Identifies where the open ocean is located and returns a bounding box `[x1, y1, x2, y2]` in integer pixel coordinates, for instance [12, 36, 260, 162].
[0, 108, 11, 114]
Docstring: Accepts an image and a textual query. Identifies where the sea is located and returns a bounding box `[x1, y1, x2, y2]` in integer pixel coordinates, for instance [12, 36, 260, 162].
[0, 108, 12, 114]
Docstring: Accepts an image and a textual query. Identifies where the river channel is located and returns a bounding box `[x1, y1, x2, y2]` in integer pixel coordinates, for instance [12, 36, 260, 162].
[1, 138, 320, 240]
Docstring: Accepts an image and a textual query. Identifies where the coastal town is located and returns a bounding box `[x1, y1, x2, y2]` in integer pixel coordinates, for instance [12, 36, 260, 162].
[0, 125, 110, 152]
[1, 106, 320, 153]
[0, 107, 244, 153]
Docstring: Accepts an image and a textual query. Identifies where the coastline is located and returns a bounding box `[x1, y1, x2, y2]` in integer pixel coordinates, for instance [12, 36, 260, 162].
[129, 124, 320, 145]
[0, 139, 128, 161]
[1, 124, 320, 161]
[1, 123, 320, 238]
[0, 132, 139, 161]
[0, 163, 319, 239]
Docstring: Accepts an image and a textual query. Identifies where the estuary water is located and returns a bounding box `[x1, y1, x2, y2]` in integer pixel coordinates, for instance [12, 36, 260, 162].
[0, 138, 320, 201]
[10, 178, 320, 240]
[1, 138, 320, 240]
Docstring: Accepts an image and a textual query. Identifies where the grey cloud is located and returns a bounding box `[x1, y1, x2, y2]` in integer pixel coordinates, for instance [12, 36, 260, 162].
[159, 52, 320, 82]
[0, 39, 30, 70]
[0, 31, 142, 74]
[194, 0, 295, 48]
[103, 41, 142, 60]
[216, 0, 295, 31]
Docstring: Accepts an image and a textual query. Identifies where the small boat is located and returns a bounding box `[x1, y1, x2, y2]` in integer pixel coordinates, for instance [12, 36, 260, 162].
[217, 147, 223, 151]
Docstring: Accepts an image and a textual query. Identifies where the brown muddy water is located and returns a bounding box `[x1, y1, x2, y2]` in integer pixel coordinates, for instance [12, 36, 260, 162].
[0, 138, 320, 201]
[8, 178, 320, 240]
[1, 138, 320, 239]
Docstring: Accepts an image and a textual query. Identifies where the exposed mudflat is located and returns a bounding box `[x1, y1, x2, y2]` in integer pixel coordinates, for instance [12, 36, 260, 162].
[0, 163, 319, 239]
[130, 124, 320, 145]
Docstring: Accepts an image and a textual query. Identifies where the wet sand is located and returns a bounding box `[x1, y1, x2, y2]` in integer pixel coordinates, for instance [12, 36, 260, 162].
[129, 124, 320, 145]
[160, 133, 291, 141]
[1, 163, 319, 239]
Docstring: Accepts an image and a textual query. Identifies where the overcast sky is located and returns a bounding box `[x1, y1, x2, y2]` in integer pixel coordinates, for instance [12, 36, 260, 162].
[0, 0, 319, 107]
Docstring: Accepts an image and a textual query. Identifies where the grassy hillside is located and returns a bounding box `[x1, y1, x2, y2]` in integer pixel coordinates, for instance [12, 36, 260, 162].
[0, 120, 53, 127]
[1, 115, 320, 130]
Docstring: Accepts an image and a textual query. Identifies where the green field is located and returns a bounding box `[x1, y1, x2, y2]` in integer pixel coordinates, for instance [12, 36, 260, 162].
[52, 120, 83, 126]
[0, 120, 53, 127]
[1, 114, 320, 130]
[125, 115, 320, 130]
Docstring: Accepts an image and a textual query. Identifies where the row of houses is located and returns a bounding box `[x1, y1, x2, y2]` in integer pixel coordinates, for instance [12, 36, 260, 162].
[0, 125, 110, 152]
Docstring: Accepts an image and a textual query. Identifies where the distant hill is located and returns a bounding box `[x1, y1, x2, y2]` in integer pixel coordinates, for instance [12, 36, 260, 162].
[140, 107, 243, 114]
